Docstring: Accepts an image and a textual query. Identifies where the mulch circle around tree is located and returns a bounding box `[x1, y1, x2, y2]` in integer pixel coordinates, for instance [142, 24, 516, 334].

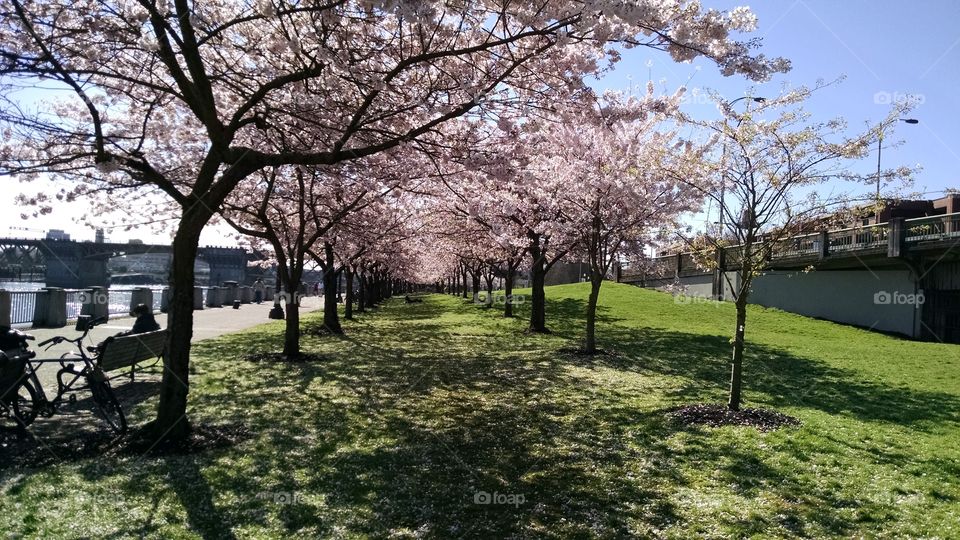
[242, 351, 328, 363]
[0, 422, 251, 470]
[666, 403, 801, 432]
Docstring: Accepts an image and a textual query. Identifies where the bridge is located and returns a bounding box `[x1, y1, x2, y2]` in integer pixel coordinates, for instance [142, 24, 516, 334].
[620, 212, 960, 344]
[0, 237, 252, 288]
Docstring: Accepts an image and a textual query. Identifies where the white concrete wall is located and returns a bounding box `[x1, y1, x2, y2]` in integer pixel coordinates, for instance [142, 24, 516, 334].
[676, 274, 714, 298]
[650, 269, 921, 337]
[746, 269, 919, 337]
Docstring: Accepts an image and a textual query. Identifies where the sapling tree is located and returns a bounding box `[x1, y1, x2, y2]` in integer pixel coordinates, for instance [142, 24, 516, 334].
[676, 86, 913, 410]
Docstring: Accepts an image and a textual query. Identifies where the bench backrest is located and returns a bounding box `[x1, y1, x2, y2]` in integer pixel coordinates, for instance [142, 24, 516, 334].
[99, 330, 168, 372]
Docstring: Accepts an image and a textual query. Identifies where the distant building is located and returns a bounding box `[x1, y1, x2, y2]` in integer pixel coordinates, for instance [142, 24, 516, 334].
[45, 229, 70, 241]
[862, 193, 960, 225]
[95, 229, 105, 243]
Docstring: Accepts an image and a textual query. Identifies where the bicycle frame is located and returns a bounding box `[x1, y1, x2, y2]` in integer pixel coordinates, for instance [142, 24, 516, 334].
[5, 315, 127, 433]
[28, 317, 105, 409]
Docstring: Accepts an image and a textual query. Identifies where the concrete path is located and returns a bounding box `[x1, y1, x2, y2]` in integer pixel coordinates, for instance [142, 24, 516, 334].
[19, 295, 323, 359]
[9, 296, 323, 402]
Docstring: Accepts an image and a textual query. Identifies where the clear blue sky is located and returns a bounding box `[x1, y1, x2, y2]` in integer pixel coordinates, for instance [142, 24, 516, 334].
[3, 0, 958, 243]
[595, 0, 959, 200]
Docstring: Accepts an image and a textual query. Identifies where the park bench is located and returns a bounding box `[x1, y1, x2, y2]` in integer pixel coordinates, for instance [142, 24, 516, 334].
[96, 329, 167, 381]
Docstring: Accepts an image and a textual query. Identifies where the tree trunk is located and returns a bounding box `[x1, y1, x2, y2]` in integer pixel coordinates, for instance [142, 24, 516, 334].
[585, 275, 602, 354]
[283, 284, 300, 357]
[150, 216, 202, 442]
[504, 270, 515, 318]
[484, 273, 494, 308]
[335, 268, 342, 304]
[528, 244, 548, 333]
[357, 272, 366, 312]
[322, 243, 342, 334]
[471, 270, 481, 304]
[728, 296, 749, 411]
[344, 267, 354, 320]
[461, 267, 469, 299]
[367, 274, 377, 307]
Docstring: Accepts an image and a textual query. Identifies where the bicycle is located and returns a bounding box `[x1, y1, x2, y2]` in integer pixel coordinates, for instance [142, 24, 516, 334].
[0, 316, 126, 434]
[0, 327, 39, 430]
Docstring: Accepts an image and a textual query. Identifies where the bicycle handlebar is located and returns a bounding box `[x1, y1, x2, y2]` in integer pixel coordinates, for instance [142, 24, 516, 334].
[37, 336, 63, 347]
[32, 316, 106, 351]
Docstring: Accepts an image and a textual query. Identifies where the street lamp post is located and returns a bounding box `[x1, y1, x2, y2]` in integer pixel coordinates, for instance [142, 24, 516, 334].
[875, 118, 918, 201]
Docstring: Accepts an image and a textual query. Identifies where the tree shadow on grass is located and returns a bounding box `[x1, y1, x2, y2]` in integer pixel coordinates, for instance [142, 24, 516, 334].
[543, 295, 960, 427]
[5, 294, 957, 538]
[176, 294, 959, 537]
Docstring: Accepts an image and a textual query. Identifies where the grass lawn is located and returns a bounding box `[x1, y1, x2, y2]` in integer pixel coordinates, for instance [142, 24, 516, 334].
[2, 282, 959, 538]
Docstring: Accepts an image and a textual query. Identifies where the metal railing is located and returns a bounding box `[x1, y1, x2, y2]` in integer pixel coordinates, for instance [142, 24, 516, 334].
[64, 289, 86, 321]
[8, 291, 36, 325]
[773, 232, 821, 259]
[624, 211, 960, 282]
[827, 223, 888, 253]
[905, 213, 960, 242]
[108, 288, 134, 316]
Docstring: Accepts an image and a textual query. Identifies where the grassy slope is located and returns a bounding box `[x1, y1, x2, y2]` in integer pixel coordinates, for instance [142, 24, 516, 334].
[1, 282, 958, 539]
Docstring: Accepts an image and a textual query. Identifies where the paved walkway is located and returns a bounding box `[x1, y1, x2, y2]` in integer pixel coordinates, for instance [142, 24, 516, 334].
[20, 295, 323, 359]
[11, 296, 324, 404]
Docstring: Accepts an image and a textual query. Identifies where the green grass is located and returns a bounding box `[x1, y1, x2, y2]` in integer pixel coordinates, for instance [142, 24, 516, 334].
[2, 282, 959, 538]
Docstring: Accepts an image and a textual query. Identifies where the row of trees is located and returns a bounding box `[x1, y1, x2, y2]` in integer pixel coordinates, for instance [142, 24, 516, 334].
[10, 0, 883, 440]
[419, 83, 913, 409]
[422, 86, 708, 354]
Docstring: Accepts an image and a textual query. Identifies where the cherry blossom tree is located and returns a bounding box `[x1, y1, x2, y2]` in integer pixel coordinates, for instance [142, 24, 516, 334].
[549, 88, 707, 353]
[674, 86, 913, 411]
[0, 0, 788, 441]
[220, 156, 408, 356]
[335, 191, 424, 319]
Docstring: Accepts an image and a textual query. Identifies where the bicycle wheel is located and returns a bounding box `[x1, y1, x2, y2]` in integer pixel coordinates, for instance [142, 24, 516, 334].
[89, 379, 126, 434]
[10, 379, 40, 429]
